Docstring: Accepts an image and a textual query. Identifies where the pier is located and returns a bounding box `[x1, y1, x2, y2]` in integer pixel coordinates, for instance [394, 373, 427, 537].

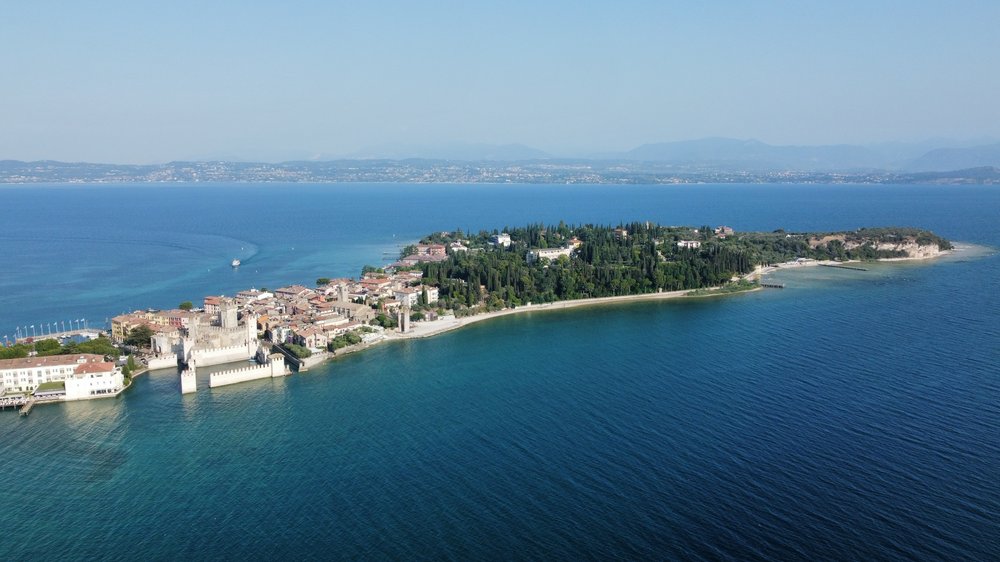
[19, 399, 35, 416]
[818, 264, 868, 271]
[1, 395, 30, 411]
[761, 282, 785, 289]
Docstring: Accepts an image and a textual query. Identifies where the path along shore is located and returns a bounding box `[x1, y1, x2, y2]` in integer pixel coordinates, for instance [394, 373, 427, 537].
[330, 244, 970, 358]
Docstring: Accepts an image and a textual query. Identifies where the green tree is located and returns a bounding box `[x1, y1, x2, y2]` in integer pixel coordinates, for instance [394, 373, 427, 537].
[178, 301, 194, 311]
[283, 343, 312, 358]
[125, 325, 155, 348]
[399, 244, 419, 259]
[34, 339, 62, 356]
[316, 278, 331, 286]
[0, 343, 31, 360]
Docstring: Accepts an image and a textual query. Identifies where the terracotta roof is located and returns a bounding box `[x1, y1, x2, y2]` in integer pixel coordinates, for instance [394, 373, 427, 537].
[0, 354, 104, 370]
[74, 362, 116, 375]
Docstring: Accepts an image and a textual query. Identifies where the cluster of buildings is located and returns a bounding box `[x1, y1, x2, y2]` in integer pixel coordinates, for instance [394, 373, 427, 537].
[0, 354, 124, 401]
[391, 242, 467, 268]
[526, 237, 583, 264]
[676, 226, 734, 249]
[110, 268, 442, 363]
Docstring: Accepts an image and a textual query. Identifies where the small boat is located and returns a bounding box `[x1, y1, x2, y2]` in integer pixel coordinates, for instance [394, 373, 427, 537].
[231, 259, 241, 268]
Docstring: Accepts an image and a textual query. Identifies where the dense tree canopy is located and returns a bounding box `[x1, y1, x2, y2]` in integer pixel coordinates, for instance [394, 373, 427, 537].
[411, 222, 949, 313]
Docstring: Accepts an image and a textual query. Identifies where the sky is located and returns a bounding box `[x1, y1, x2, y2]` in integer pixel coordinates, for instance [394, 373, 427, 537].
[2, 0, 999, 163]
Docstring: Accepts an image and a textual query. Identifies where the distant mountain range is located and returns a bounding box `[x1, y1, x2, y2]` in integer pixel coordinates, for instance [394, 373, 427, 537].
[4, 138, 1000, 184]
[613, 138, 1000, 172]
[349, 142, 551, 161]
[345, 138, 1000, 172]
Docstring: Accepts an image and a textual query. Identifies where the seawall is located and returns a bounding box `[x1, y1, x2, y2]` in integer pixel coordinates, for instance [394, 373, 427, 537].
[209, 355, 288, 388]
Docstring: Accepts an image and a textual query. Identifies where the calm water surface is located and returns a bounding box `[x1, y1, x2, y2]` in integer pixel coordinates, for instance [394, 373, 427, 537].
[0, 183, 998, 560]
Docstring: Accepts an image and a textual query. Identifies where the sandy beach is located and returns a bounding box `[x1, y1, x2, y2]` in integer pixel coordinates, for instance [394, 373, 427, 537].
[350, 244, 973, 350]
[384, 288, 700, 340]
[752, 245, 959, 278]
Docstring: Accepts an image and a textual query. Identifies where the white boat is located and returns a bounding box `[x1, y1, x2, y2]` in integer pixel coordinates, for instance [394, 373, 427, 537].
[231, 259, 241, 268]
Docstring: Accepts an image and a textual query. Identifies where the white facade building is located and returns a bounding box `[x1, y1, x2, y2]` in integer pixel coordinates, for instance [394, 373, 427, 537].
[394, 287, 421, 307]
[491, 233, 512, 247]
[64, 362, 125, 400]
[0, 354, 123, 401]
[527, 247, 574, 263]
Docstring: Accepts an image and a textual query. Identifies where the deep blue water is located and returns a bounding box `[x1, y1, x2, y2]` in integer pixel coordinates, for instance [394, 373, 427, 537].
[1, 183, 998, 560]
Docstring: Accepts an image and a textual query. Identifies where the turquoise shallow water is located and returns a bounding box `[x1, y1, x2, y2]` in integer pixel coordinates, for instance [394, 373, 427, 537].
[1, 184, 999, 560]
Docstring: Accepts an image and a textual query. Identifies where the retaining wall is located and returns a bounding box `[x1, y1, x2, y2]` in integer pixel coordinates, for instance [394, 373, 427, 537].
[192, 344, 253, 367]
[148, 355, 179, 371]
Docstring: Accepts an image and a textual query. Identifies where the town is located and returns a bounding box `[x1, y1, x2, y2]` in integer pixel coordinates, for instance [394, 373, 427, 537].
[1, 239, 460, 412]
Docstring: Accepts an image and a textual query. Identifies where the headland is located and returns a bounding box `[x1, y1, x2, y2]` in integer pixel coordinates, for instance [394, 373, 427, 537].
[1, 222, 955, 406]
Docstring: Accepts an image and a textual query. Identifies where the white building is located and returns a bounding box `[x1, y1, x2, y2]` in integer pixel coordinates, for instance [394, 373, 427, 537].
[0, 354, 123, 400]
[491, 233, 512, 247]
[236, 289, 273, 302]
[393, 286, 438, 307]
[393, 287, 421, 307]
[425, 286, 439, 304]
[527, 246, 574, 263]
[64, 362, 125, 400]
[677, 240, 702, 249]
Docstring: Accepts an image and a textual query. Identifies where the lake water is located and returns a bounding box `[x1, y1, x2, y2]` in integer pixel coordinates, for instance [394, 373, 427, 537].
[1, 183, 998, 560]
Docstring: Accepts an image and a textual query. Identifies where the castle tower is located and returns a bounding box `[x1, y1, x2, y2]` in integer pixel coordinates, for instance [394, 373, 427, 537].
[180, 360, 197, 394]
[269, 353, 288, 377]
[397, 304, 411, 334]
[244, 312, 259, 356]
[220, 298, 238, 329]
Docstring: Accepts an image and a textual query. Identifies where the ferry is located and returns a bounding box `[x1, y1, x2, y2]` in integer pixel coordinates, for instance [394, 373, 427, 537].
[231, 259, 241, 268]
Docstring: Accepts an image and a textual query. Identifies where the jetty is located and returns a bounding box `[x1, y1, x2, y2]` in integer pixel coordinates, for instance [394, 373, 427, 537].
[19, 399, 36, 416]
[761, 282, 785, 289]
[1, 395, 30, 411]
[818, 263, 868, 271]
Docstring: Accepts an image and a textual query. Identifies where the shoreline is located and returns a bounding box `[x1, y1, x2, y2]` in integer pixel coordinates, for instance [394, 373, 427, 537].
[378, 245, 968, 345]
[753, 245, 962, 278]
[383, 288, 702, 341]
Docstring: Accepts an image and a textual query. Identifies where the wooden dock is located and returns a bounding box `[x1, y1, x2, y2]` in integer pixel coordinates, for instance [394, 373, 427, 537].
[19, 399, 36, 416]
[761, 283, 785, 289]
[1, 395, 29, 411]
[818, 263, 868, 271]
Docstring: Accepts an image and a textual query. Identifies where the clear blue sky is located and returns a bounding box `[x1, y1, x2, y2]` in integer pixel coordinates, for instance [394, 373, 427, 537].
[2, 0, 998, 163]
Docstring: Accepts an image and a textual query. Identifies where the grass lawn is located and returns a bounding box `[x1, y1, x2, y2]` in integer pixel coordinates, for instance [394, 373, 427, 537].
[35, 381, 66, 392]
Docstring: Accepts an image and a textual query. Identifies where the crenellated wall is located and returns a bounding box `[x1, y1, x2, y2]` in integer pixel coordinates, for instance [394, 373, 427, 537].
[148, 354, 179, 371]
[191, 344, 254, 367]
[209, 354, 288, 388]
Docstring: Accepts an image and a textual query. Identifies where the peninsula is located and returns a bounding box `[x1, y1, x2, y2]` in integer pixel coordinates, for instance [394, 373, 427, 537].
[1, 223, 953, 406]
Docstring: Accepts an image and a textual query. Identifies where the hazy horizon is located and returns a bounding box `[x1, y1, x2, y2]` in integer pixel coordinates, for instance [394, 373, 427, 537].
[3, 1, 999, 164]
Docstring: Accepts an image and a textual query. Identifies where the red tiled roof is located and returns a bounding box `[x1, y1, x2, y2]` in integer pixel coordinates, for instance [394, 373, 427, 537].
[74, 362, 116, 375]
[0, 354, 104, 370]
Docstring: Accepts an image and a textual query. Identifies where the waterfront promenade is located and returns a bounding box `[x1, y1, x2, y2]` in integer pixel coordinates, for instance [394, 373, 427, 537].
[12, 328, 103, 345]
